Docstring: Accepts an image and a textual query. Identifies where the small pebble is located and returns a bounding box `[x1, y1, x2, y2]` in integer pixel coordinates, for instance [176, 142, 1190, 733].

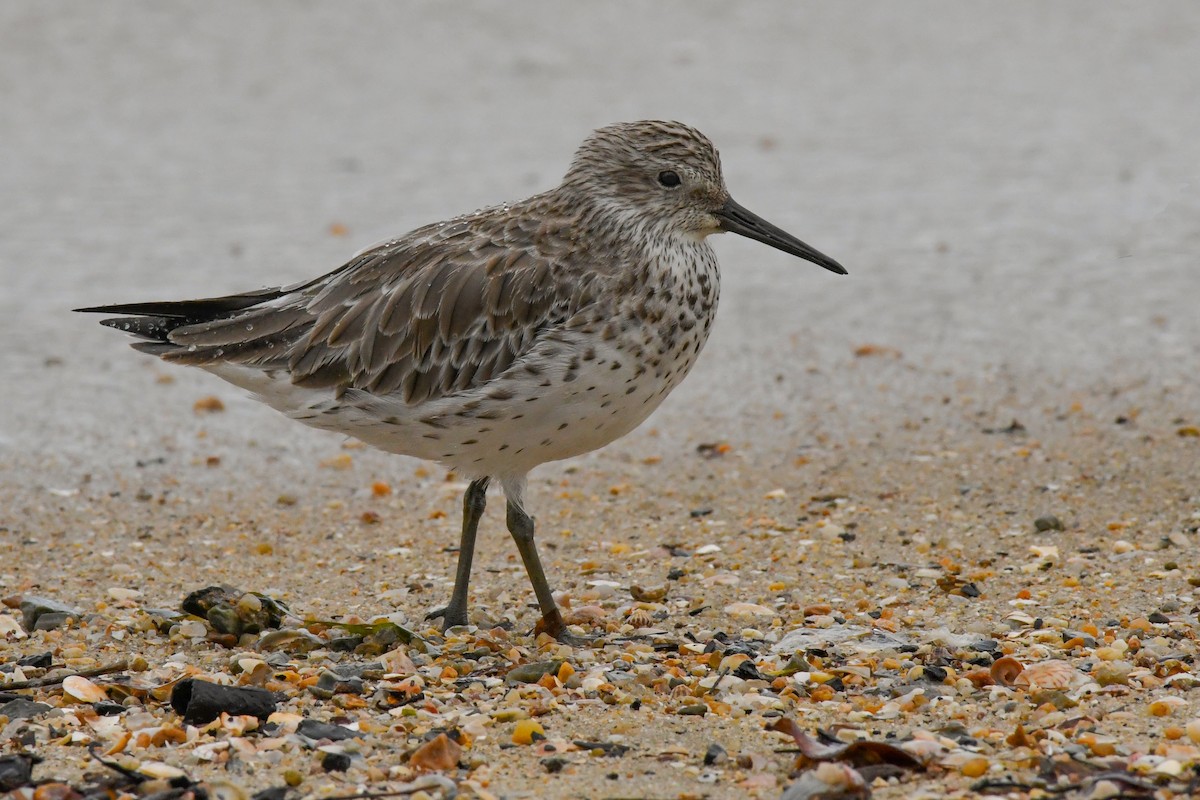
[321, 752, 351, 772]
[1034, 515, 1064, 532]
[703, 743, 727, 765]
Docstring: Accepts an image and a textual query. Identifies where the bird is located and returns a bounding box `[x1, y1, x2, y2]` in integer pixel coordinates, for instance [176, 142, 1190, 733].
[77, 120, 846, 644]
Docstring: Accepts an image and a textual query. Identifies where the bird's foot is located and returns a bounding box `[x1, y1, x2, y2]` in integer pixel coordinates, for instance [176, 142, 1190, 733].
[534, 610, 596, 647]
[426, 603, 469, 632]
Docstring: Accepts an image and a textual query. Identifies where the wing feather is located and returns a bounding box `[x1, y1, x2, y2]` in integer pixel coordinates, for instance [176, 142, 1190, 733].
[89, 200, 604, 405]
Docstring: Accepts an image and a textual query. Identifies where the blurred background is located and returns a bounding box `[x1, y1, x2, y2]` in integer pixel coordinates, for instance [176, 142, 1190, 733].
[2, 2, 1198, 489]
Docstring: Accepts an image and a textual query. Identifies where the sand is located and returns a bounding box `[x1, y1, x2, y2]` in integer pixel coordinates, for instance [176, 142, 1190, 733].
[2, 3, 1199, 798]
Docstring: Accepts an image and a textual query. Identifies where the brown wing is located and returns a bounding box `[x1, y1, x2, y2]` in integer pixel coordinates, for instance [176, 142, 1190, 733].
[155, 204, 601, 404]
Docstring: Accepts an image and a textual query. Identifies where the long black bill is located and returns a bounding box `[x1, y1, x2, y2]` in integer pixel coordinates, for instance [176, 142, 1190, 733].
[714, 197, 848, 275]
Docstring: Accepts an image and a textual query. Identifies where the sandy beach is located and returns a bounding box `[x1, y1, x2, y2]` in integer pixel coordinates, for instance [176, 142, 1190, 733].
[3, 3, 1199, 798]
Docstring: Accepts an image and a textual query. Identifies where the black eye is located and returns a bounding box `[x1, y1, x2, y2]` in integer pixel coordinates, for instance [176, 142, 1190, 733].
[658, 170, 681, 188]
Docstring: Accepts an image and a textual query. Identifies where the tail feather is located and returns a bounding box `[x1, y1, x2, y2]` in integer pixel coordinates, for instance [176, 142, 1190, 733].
[77, 286, 305, 369]
[96, 315, 183, 341]
[75, 287, 288, 322]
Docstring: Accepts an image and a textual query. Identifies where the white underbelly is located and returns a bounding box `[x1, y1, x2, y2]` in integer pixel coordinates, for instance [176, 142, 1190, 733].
[206, 324, 705, 477]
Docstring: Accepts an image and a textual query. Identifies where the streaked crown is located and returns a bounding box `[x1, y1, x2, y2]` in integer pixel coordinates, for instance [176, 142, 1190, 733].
[560, 120, 729, 233]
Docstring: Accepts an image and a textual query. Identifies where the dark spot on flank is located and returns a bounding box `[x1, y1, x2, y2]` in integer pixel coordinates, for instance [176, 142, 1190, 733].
[625, 386, 637, 395]
[541, 438, 552, 446]
[524, 363, 543, 376]
[499, 444, 509, 451]
[488, 388, 514, 401]
[423, 433, 441, 440]
[462, 439, 478, 445]
[557, 422, 568, 430]
[420, 416, 446, 429]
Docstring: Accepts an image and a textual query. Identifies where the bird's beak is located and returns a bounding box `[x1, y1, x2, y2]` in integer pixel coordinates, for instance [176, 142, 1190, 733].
[714, 197, 848, 275]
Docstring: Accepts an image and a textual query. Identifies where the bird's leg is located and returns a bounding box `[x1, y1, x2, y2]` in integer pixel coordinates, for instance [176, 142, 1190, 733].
[505, 499, 589, 645]
[427, 476, 489, 630]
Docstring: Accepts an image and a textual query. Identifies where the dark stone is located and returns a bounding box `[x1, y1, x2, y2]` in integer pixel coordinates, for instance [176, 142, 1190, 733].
[16, 652, 53, 668]
[33, 613, 72, 631]
[1149, 612, 1170, 624]
[297, 719, 358, 742]
[703, 743, 727, 766]
[0, 699, 52, 720]
[321, 752, 352, 772]
[732, 661, 766, 682]
[542, 756, 567, 773]
[170, 678, 277, 725]
[309, 671, 365, 699]
[922, 665, 948, 683]
[93, 701, 127, 716]
[328, 636, 364, 652]
[19, 596, 82, 631]
[0, 753, 40, 792]
[328, 662, 383, 680]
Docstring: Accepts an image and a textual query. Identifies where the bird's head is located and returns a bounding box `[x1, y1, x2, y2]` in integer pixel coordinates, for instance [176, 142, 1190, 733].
[562, 120, 846, 275]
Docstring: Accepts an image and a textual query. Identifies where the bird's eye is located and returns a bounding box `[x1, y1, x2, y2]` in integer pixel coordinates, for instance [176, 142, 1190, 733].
[658, 170, 681, 188]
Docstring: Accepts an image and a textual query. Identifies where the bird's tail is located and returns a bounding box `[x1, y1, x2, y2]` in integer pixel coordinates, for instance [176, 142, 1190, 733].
[75, 287, 294, 360]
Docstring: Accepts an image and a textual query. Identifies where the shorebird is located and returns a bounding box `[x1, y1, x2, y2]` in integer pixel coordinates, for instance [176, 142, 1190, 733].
[78, 120, 846, 643]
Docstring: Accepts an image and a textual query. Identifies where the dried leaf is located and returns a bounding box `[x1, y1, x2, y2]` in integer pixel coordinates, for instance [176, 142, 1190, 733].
[770, 718, 922, 771]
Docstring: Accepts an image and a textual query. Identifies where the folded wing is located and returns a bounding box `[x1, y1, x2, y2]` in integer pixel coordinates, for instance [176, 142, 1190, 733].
[79, 208, 601, 405]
